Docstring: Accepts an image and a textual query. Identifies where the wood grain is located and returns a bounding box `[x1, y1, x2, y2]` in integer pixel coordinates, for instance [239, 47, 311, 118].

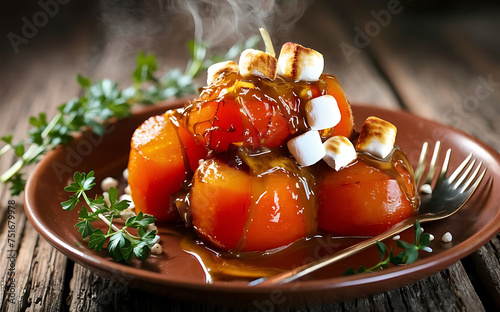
[3, 215, 37, 312]
[341, 1, 500, 148]
[473, 240, 500, 307]
[290, 2, 401, 109]
[339, 1, 500, 310]
[25, 239, 67, 311]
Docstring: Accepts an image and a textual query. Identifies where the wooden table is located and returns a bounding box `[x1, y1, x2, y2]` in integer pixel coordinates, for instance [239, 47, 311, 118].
[1, 0, 499, 310]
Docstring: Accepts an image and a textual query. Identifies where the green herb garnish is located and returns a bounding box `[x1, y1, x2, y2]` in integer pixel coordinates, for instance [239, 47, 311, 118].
[61, 171, 158, 262]
[0, 36, 259, 196]
[344, 220, 431, 275]
[1, 77, 133, 196]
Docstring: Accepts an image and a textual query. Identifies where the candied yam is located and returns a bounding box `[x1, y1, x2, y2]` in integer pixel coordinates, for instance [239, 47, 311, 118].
[317, 158, 416, 236]
[128, 113, 186, 222]
[261, 112, 290, 148]
[321, 74, 354, 138]
[175, 118, 208, 173]
[190, 159, 251, 250]
[240, 99, 291, 148]
[241, 172, 309, 251]
[187, 100, 244, 152]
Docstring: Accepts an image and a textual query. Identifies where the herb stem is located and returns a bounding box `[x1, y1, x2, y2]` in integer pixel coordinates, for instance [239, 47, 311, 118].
[0, 159, 23, 182]
[81, 191, 121, 233]
[365, 256, 390, 273]
[107, 217, 116, 236]
[1, 112, 62, 182]
[185, 42, 206, 78]
[80, 190, 145, 241]
[1, 144, 37, 182]
[41, 112, 62, 139]
[23, 144, 40, 162]
[0, 144, 11, 157]
[185, 60, 202, 78]
[345, 221, 432, 275]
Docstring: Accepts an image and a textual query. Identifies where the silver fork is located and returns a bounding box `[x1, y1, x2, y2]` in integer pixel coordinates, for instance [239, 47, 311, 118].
[250, 141, 487, 286]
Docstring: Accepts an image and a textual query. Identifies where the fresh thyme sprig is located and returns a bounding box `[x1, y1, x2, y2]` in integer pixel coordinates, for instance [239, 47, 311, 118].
[345, 221, 432, 275]
[0, 36, 260, 196]
[62, 171, 159, 262]
[0, 77, 132, 195]
[129, 36, 260, 104]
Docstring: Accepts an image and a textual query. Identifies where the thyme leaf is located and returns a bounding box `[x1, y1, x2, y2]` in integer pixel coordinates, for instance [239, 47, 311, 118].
[62, 171, 159, 263]
[0, 37, 260, 196]
[345, 220, 432, 275]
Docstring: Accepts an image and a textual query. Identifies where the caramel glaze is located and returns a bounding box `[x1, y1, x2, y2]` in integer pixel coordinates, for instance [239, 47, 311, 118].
[174, 146, 418, 282]
[166, 72, 419, 282]
[233, 147, 318, 251]
[183, 72, 332, 140]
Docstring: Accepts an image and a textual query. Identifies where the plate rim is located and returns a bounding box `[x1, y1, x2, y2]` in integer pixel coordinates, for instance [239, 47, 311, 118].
[24, 102, 500, 296]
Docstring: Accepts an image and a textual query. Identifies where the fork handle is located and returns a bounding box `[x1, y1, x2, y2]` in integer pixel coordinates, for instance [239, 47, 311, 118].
[251, 217, 418, 286]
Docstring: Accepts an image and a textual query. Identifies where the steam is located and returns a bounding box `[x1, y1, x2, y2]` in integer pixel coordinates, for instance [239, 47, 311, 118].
[167, 0, 313, 48]
[96, 0, 313, 55]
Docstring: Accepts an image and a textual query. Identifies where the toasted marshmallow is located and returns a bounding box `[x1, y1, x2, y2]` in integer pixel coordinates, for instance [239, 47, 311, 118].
[287, 130, 325, 167]
[305, 95, 341, 130]
[323, 136, 357, 170]
[239, 49, 277, 80]
[207, 61, 239, 85]
[277, 42, 324, 81]
[355, 116, 397, 159]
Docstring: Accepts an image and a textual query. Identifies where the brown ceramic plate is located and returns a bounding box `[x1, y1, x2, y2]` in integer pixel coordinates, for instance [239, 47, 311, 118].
[25, 101, 500, 307]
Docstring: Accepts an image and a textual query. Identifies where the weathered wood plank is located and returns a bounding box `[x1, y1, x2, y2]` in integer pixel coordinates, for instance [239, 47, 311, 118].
[384, 289, 408, 312]
[447, 261, 486, 312]
[2, 214, 37, 312]
[0, 23, 96, 199]
[472, 239, 500, 308]
[64, 262, 485, 311]
[67, 264, 232, 312]
[337, 2, 500, 311]
[0, 22, 96, 312]
[342, 263, 484, 312]
[289, 1, 401, 109]
[67, 264, 129, 312]
[25, 239, 67, 312]
[341, 3, 500, 149]
[0, 203, 27, 310]
[372, 40, 500, 148]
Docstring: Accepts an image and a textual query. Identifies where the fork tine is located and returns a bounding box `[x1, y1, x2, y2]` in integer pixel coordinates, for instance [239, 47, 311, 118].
[453, 159, 476, 189]
[460, 161, 483, 191]
[468, 168, 487, 193]
[414, 142, 429, 186]
[435, 149, 452, 186]
[448, 153, 473, 184]
[424, 141, 441, 186]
